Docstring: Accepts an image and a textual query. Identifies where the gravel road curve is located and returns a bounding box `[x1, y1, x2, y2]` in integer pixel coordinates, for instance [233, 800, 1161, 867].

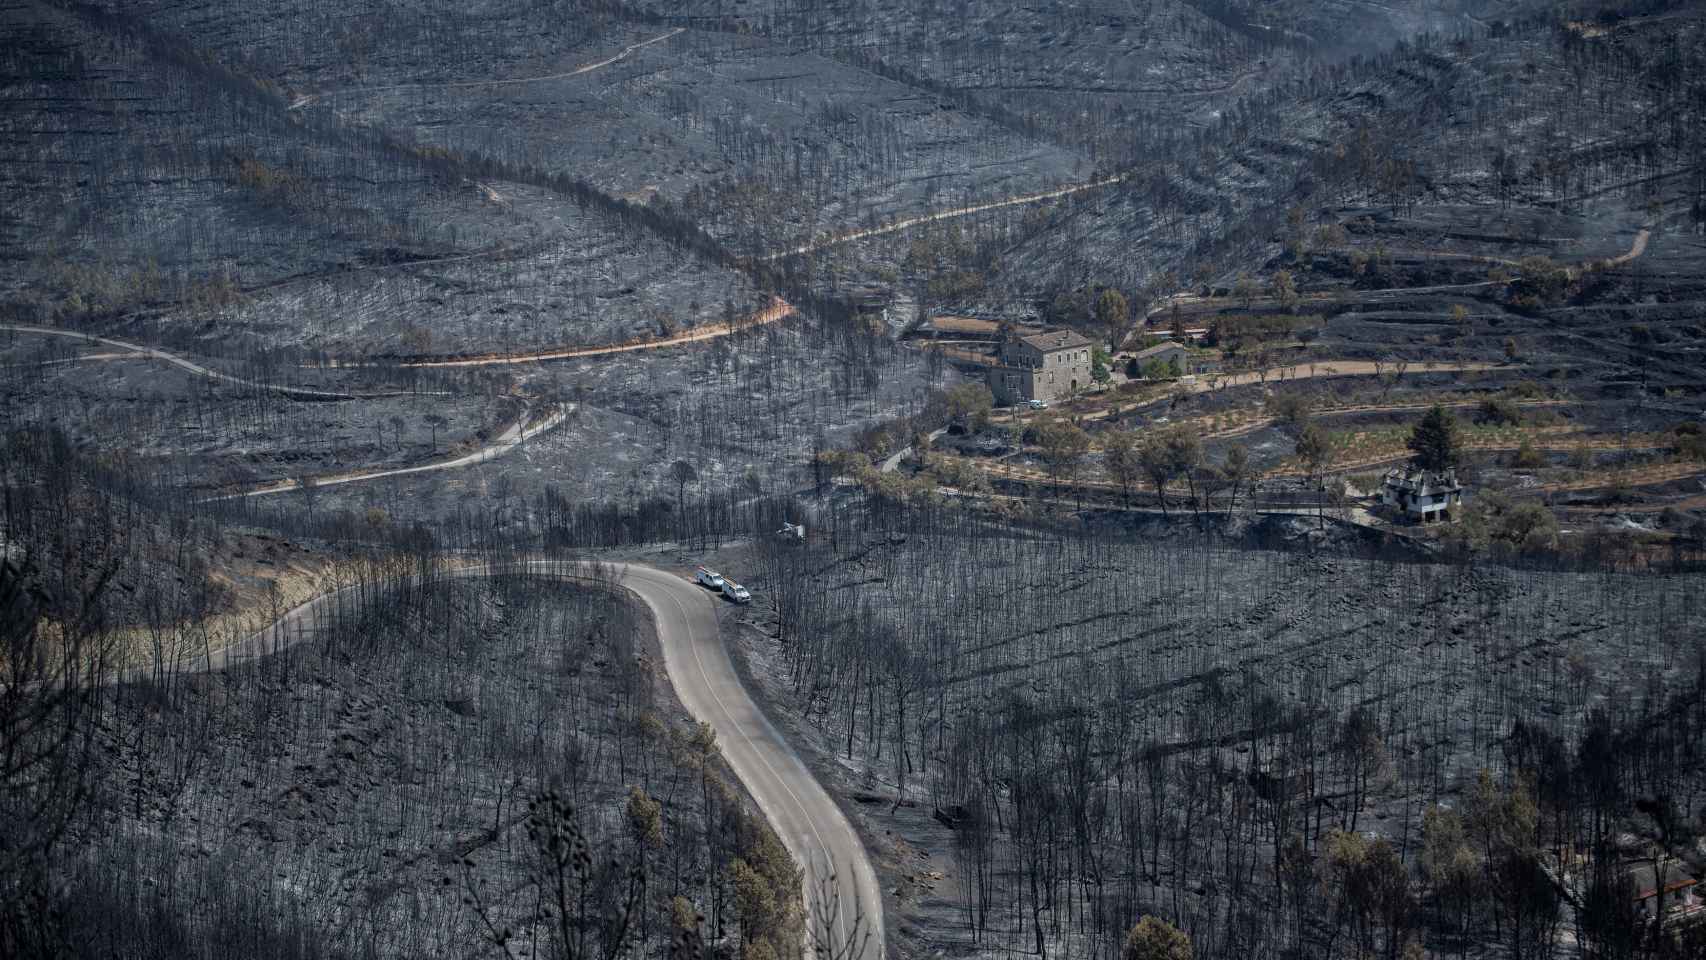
[127, 560, 884, 960]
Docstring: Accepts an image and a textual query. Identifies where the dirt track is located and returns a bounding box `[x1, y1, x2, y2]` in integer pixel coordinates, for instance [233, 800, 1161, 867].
[760, 176, 1128, 260]
[1198, 398, 1568, 440]
[1144, 222, 1653, 316]
[1593, 227, 1650, 270]
[988, 360, 1505, 426]
[0, 325, 436, 400]
[389, 297, 796, 368]
[198, 403, 570, 501]
[289, 28, 685, 109]
[1194, 360, 1501, 392]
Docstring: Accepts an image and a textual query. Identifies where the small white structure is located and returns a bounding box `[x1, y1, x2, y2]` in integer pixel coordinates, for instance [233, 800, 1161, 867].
[776, 520, 806, 541]
[1380, 467, 1464, 523]
[1627, 860, 1703, 926]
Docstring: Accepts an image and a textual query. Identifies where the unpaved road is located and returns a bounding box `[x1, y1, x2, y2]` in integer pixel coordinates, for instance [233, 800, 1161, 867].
[5, 298, 794, 379]
[880, 427, 948, 474]
[0, 325, 431, 401]
[130, 560, 883, 960]
[1566, 482, 1706, 513]
[989, 360, 1504, 426]
[2, 350, 145, 367]
[1594, 227, 1650, 271]
[761, 175, 1128, 261]
[198, 403, 571, 501]
[1190, 360, 1502, 393]
[386, 297, 797, 369]
[289, 29, 685, 109]
[1146, 223, 1654, 317]
[951, 486, 1385, 526]
[1198, 398, 1568, 440]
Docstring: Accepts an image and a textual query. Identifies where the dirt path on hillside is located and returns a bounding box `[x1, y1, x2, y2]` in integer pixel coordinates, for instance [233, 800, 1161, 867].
[3, 350, 145, 367]
[988, 361, 1505, 427]
[1538, 461, 1705, 496]
[1145, 221, 1654, 318]
[289, 28, 684, 109]
[0, 325, 436, 400]
[1146, 281, 1507, 318]
[1264, 438, 1670, 480]
[761, 175, 1129, 260]
[386, 297, 795, 368]
[1198, 398, 1568, 440]
[199, 403, 570, 501]
[6, 299, 792, 382]
[1594, 227, 1650, 270]
[938, 459, 1378, 526]
[1568, 485, 1706, 514]
[1196, 361, 1501, 392]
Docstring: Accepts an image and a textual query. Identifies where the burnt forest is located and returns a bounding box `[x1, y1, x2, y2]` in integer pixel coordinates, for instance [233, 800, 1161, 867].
[4, 1, 1706, 959]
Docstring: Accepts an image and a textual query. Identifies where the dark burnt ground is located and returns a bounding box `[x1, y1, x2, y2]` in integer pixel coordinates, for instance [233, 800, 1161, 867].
[65, 575, 781, 958]
[721, 521, 1705, 959]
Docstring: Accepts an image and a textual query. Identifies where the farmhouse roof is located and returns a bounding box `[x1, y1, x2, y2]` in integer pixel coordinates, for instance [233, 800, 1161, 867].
[1134, 340, 1188, 359]
[1626, 862, 1700, 901]
[928, 315, 1001, 335]
[1016, 329, 1092, 353]
[1383, 466, 1462, 496]
[1636, 877, 1699, 902]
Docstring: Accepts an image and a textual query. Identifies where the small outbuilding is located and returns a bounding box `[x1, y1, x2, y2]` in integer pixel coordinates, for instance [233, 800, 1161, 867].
[1380, 467, 1464, 523]
[1626, 860, 1703, 926]
[1131, 341, 1192, 378]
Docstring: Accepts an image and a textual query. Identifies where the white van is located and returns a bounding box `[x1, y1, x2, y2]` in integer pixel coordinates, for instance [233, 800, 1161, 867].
[723, 580, 752, 604]
[694, 567, 724, 591]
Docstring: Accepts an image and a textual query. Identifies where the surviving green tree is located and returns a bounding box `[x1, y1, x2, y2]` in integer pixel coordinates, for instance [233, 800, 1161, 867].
[1406, 405, 1462, 473]
[1095, 289, 1130, 351]
[1123, 916, 1192, 960]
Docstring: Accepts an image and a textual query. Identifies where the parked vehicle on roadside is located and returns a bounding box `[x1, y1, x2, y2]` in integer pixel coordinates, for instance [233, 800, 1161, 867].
[694, 566, 725, 591]
[723, 580, 752, 604]
[1026, 399, 1048, 410]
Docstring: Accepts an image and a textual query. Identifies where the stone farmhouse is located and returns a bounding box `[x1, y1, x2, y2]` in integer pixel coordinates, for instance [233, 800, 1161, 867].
[987, 329, 1094, 405]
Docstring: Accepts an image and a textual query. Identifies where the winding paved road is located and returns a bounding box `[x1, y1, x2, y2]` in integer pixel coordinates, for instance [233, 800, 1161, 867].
[140, 560, 883, 960]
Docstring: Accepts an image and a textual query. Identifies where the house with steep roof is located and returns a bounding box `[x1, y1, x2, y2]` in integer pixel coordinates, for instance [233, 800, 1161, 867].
[1380, 467, 1464, 523]
[986, 329, 1094, 405]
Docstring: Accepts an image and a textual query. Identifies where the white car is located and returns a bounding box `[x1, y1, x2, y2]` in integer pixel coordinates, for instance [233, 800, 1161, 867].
[723, 580, 752, 604]
[1026, 399, 1048, 410]
[694, 567, 724, 591]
